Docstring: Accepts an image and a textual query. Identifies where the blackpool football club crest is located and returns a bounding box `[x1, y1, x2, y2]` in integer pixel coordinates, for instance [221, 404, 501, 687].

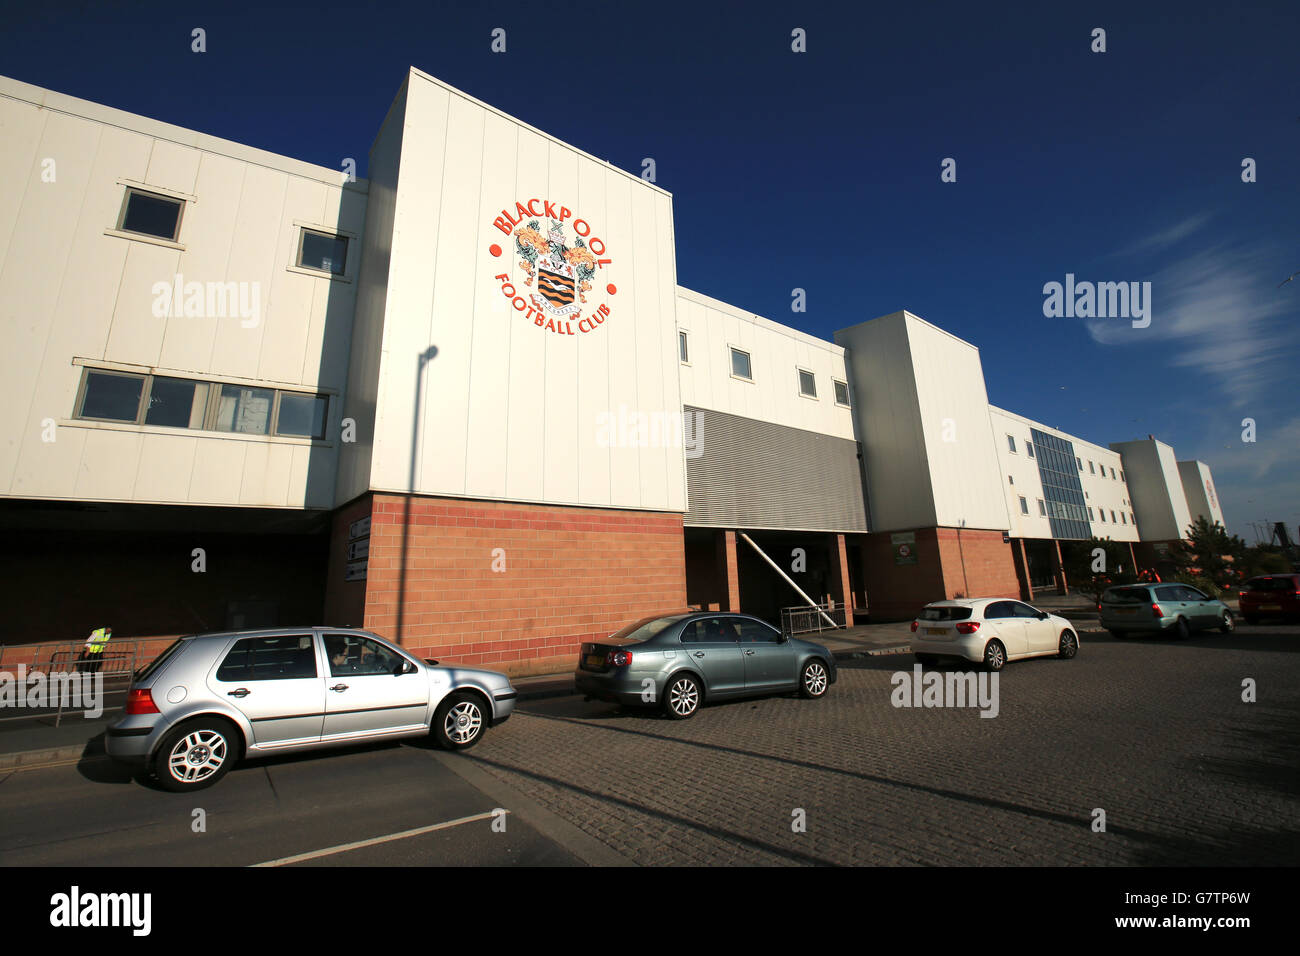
[487, 199, 617, 336]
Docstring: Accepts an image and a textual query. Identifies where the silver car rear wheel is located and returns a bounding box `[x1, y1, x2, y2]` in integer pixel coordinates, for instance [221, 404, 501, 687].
[155, 720, 235, 792]
[664, 674, 700, 720]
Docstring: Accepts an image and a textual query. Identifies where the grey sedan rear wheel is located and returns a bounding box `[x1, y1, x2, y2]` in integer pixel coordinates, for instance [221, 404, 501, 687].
[434, 691, 486, 750]
[664, 673, 701, 720]
[800, 659, 829, 699]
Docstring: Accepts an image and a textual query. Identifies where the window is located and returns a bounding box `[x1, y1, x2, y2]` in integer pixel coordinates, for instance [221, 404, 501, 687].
[730, 347, 752, 381]
[144, 377, 209, 428]
[1088, 507, 1095, 520]
[1007, 435, 1017, 453]
[1019, 496, 1028, 515]
[681, 618, 740, 643]
[1110, 467, 1117, 479]
[797, 368, 817, 398]
[78, 370, 145, 422]
[833, 380, 850, 406]
[1076, 457, 1083, 471]
[297, 229, 348, 275]
[1120, 470, 1125, 481]
[1131, 513, 1135, 524]
[985, 601, 1017, 619]
[323, 634, 407, 677]
[275, 392, 329, 439]
[216, 635, 317, 682]
[738, 620, 781, 643]
[1121, 512, 1127, 524]
[1008, 475, 1014, 485]
[214, 384, 275, 435]
[1038, 499, 1046, 516]
[1026, 441, 1035, 459]
[678, 330, 689, 363]
[1088, 461, 1095, 474]
[117, 187, 184, 241]
[1099, 509, 1106, 522]
[1111, 510, 1117, 522]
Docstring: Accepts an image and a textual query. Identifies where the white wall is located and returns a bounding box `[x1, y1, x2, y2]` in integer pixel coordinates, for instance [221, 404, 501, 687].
[1178, 460, 1225, 529]
[1111, 438, 1193, 541]
[0, 75, 364, 510]
[675, 287, 855, 439]
[364, 69, 686, 513]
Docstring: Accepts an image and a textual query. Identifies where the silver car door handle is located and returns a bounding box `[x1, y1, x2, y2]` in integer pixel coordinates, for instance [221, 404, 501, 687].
[745, 649, 755, 655]
[330, 683, 349, 692]
[227, 688, 250, 698]
[693, 652, 705, 658]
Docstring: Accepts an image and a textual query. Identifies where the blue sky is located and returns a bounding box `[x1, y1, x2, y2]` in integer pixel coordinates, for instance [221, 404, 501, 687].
[4, 0, 1297, 542]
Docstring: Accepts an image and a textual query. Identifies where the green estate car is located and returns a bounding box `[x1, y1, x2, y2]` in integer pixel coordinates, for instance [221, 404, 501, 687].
[1099, 583, 1234, 639]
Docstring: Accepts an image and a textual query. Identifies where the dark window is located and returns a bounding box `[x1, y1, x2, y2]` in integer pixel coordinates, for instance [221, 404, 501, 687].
[214, 384, 274, 435]
[216, 635, 317, 682]
[144, 377, 204, 428]
[682, 617, 740, 643]
[135, 639, 186, 682]
[1019, 496, 1028, 514]
[1154, 586, 1184, 602]
[1243, 576, 1298, 593]
[1026, 441, 1035, 458]
[80, 370, 144, 421]
[798, 369, 817, 398]
[324, 634, 406, 677]
[834, 380, 850, 406]
[738, 620, 781, 643]
[1178, 586, 1208, 602]
[984, 601, 1016, 619]
[298, 230, 348, 275]
[1007, 435, 1017, 453]
[679, 331, 689, 362]
[919, 605, 972, 622]
[276, 392, 328, 439]
[1013, 602, 1043, 618]
[120, 189, 183, 241]
[1038, 499, 1046, 516]
[730, 348, 752, 380]
[1105, 587, 1151, 604]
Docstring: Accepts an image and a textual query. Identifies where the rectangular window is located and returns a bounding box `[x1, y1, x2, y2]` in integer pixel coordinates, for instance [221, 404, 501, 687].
[1111, 510, 1117, 522]
[1120, 470, 1125, 481]
[297, 229, 348, 275]
[1007, 435, 1017, 453]
[78, 369, 145, 422]
[275, 392, 329, 439]
[1110, 467, 1117, 479]
[1088, 461, 1095, 474]
[833, 380, 850, 406]
[678, 330, 689, 363]
[214, 384, 274, 435]
[1131, 513, 1136, 524]
[1008, 475, 1014, 485]
[1099, 509, 1106, 522]
[1037, 499, 1046, 516]
[1026, 441, 1035, 459]
[730, 347, 752, 381]
[144, 377, 208, 429]
[1019, 496, 1028, 515]
[1121, 512, 1127, 525]
[1088, 507, 1095, 520]
[797, 368, 817, 398]
[1076, 457, 1083, 471]
[117, 187, 184, 241]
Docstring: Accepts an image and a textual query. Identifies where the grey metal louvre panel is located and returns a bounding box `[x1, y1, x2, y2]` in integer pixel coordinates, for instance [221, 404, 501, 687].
[684, 405, 868, 531]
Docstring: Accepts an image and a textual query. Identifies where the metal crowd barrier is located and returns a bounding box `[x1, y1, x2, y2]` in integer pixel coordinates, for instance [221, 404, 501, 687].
[780, 602, 848, 638]
[0, 640, 146, 727]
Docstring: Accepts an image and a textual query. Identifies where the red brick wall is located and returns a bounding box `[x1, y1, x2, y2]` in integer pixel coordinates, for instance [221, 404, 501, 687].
[861, 526, 1020, 620]
[360, 495, 689, 676]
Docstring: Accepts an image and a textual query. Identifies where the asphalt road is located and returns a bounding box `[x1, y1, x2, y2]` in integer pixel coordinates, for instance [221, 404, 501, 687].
[1, 622, 1296, 867]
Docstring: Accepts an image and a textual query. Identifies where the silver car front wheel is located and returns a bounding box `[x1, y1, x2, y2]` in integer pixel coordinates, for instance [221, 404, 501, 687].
[434, 692, 487, 750]
[800, 659, 829, 699]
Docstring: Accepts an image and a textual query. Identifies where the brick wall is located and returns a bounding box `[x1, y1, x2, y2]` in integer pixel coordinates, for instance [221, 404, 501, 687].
[359, 494, 689, 677]
[861, 526, 1020, 620]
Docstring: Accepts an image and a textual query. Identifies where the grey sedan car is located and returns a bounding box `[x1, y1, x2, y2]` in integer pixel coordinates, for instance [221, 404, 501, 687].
[574, 612, 837, 719]
[106, 627, 517, 792]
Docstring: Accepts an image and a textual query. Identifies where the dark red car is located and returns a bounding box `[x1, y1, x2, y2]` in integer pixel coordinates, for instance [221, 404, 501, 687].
[1238, 574, 1300, 623]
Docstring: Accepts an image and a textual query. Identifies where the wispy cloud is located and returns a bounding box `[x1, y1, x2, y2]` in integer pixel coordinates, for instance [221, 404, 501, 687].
[1113, 212, 1215, 256]
[1085, 237, 1298, 405]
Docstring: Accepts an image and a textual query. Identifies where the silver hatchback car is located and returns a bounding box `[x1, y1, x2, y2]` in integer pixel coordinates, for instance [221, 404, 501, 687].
[106, 627, 517, 792]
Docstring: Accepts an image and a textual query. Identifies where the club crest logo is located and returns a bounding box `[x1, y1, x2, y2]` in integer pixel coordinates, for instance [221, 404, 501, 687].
[489, 199, 616, 335]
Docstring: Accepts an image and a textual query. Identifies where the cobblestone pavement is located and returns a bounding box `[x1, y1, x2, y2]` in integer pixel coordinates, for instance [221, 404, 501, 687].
[468, 625, 1300, 865]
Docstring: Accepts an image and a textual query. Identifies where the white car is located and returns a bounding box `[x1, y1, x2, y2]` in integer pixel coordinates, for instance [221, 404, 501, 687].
[909, 598, 1079, 671]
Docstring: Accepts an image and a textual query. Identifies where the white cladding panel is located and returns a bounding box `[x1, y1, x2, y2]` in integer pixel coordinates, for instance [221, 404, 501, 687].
[1111, 438, 1193, 541]
[990, 406, 1138, 542]
[675, 288, 855, 440]
[1178, 460, 1225, 528]
[834, 312, 936, 531]
[0, 78, 363, 508]
[367, 70, 686, 513]
[904, 315, 1009, 532]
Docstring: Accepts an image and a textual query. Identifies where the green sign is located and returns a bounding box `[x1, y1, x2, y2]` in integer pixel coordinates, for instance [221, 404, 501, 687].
[892, 532, 918, 566]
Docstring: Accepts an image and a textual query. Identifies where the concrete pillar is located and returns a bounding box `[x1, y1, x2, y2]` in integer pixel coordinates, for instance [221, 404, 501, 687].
[715, 529, 740, 612]
[1052, 540, 1069, 595]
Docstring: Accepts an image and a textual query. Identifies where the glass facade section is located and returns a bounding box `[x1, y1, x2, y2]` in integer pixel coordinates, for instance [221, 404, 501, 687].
[1030, 428, 1090, 539]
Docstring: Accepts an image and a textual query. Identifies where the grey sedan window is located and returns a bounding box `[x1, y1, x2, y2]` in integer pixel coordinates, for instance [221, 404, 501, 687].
[681, 618, 740, 643]
[738, 620, 781, 643]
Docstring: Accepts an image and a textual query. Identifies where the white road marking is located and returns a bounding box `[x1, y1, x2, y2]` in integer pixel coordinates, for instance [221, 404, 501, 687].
[250, 810, 507, 866]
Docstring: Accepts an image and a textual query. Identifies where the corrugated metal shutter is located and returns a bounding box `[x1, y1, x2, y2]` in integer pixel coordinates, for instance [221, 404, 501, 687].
[684, 405, 868, 531]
